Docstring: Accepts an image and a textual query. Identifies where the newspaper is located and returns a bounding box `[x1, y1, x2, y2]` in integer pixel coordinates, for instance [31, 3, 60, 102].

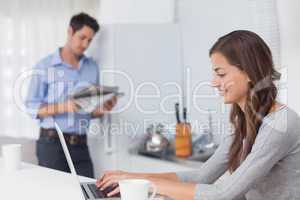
[69, 85, 123, 113]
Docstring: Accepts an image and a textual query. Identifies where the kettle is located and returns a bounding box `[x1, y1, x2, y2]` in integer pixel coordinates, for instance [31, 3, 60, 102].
[145, 123, 169, 153]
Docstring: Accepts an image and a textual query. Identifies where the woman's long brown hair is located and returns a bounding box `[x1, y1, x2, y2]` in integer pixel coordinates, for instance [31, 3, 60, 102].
[209, 30, 281, 172]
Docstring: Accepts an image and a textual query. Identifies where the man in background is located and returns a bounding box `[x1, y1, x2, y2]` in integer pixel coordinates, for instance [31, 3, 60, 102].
[25, 12, 117, 178]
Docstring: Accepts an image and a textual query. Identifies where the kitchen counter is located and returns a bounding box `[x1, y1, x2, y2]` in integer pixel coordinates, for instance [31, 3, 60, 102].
[129, 148, 205, 169]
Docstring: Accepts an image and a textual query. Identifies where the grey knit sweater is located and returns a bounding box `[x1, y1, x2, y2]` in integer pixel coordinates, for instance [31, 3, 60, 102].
[177, 105, 300, 200]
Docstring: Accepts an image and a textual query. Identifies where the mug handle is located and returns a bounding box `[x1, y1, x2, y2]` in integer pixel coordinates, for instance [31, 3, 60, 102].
[149, 182, 157, 200]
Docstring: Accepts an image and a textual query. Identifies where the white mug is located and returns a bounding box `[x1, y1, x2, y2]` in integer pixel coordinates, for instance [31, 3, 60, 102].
[119, 179, 157, 200]
[1, 144, 22, 172]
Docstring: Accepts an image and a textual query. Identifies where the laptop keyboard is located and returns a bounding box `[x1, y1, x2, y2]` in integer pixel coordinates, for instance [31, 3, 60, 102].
[87, 184, 120, 199]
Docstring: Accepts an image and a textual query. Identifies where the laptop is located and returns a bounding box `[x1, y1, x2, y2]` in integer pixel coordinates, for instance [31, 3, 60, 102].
[54, 122, 120, 200]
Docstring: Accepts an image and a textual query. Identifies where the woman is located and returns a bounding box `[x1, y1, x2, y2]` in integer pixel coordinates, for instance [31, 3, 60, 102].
[96, 30, 300, 200]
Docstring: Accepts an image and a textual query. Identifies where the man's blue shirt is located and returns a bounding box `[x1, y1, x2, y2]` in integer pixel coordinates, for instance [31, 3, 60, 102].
[25, 49, 99, 134]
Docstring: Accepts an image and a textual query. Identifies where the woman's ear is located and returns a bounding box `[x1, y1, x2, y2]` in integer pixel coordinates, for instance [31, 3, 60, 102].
[245, 74, 251, 83]
[245, 74, 253, 88]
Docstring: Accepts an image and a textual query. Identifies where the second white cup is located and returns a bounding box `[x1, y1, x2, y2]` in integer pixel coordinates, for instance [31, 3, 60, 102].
[1, 144, 22, 172]
[119, 179, 157, 200]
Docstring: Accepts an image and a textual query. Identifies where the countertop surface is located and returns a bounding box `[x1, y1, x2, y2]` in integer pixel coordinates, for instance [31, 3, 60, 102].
[129, 148, 206, 168]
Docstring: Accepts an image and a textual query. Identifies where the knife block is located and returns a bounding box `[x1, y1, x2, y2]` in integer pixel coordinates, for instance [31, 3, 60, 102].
[175, 123, 192, 157]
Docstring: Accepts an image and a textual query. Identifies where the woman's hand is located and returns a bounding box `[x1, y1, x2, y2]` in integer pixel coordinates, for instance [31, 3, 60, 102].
[96, 170, 134, 196]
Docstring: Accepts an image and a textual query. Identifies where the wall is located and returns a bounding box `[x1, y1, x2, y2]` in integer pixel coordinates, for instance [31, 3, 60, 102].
[277, 0, 300, 115]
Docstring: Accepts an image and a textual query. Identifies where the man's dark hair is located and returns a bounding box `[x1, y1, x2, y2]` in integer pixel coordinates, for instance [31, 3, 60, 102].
[70, 12, 100, 33]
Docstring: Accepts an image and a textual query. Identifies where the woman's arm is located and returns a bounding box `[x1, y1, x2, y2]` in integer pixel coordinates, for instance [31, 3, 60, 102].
[96, 133, 233, 198]
[97, 171, 197, 199]
[176, 134, 233, 184]
[97, 133, 233, 188]
[138, 172, 180, 181]
[96, 171, 180, 190]
[148, 178, 197, 200]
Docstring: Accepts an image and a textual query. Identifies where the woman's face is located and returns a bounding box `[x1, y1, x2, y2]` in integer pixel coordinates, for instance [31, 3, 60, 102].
[210, 52, 250, 106]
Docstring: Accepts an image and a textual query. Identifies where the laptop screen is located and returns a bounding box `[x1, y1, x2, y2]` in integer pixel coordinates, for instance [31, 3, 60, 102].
[54, 122, 86, 200]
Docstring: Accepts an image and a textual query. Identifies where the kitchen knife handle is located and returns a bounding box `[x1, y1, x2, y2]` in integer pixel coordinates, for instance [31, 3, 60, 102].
[175, 103, 181, 123]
